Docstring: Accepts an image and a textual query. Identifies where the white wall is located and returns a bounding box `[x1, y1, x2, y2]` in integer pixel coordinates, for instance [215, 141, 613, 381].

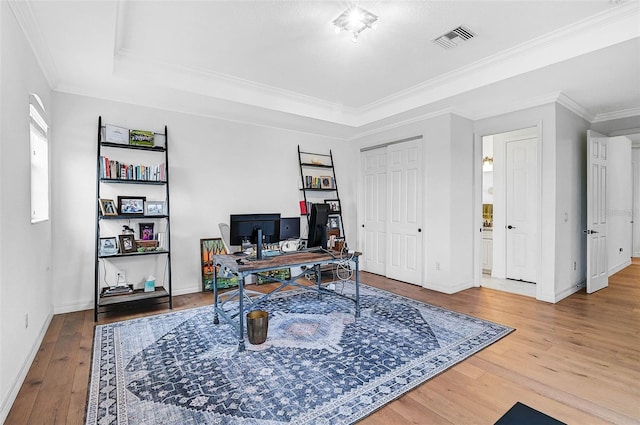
[352, 113, 476, 294]
[607, 136, 632, 274]
[0, 3, 54, 421]
[634, 147, 640, 257]
[51, 92, 355, 312]
[554, 105, 590, 298]
[475, 104, 557, 302]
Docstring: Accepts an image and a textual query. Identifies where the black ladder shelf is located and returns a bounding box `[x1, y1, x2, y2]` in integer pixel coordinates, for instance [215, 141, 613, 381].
[297, 145, 345, 246]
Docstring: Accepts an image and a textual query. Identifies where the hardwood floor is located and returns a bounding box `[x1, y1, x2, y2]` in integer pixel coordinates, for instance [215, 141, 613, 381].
[6, 260, 640, 424]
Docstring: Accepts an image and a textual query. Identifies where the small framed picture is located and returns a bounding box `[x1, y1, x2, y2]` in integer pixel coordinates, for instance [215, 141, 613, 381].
[145, 200, 165, 216]
[99, 237, 118, 256]
[117, 196, 146, 216]
[104, 124, 129, 145]
[139, 223, 154, 240]
[99, 198, 118, 216]
[118, 234, 137, 253]
[328, 216, 341, 229]
[324, 199, 341, 213]
[320, 176, 333, 189]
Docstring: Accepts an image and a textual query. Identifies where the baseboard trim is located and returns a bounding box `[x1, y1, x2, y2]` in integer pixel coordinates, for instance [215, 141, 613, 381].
[609, 259, 631, 277]
[422, 280, 474, 294]
[0, 308, 53, 424]
[554, 280, 585, 302]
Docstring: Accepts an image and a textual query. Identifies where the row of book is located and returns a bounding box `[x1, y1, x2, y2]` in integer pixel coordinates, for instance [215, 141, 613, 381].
[100, 156, 166, 182]
[304, 175, 336, 189]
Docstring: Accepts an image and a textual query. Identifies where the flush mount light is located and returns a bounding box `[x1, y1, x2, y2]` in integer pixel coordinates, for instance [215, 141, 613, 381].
[333, 6, 378, 43]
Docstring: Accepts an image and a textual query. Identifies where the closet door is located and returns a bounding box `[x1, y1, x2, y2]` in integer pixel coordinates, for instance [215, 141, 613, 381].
[360, 148, 387, 275]
[386, 140, 423, 285]
[359, 139, 423, 285]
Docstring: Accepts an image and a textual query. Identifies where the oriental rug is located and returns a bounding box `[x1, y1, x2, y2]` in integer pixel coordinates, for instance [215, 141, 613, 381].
[86, 282, 513, 425]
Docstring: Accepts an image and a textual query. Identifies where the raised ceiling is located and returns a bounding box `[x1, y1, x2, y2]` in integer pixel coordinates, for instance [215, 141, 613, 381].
[10, 0, 640, 138]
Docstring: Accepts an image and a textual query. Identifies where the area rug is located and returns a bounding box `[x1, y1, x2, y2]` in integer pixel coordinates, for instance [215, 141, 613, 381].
[86, 282, 513, 425]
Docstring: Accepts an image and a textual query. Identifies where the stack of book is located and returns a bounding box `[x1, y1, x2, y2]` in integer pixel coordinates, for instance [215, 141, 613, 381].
[102, 285, 133, 296]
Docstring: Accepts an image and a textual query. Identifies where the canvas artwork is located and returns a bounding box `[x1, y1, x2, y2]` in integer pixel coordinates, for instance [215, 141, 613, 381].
[200, 238, 238, 291]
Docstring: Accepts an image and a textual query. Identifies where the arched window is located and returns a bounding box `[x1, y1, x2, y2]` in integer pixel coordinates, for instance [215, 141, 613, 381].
[30, 93, 49, 223]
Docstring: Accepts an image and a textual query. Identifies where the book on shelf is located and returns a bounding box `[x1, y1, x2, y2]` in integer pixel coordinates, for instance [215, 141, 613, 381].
[100, 156, 166, 182]
[304, 175, 335, 189]
[102, 285, 133, 296]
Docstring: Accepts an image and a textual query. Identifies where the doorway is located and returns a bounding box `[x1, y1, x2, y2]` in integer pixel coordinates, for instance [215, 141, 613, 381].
[480, 126, 539, 297]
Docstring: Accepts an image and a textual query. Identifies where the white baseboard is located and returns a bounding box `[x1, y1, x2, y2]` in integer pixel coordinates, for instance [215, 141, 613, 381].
[422, 280, 474, 294]
[609, 259, 631, 277]
[0, 308, 53, 424]
[553, 280, 585, 303]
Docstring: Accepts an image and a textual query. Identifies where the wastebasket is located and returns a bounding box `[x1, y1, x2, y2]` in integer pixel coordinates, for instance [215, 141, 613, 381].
[246, 310, 269, 345]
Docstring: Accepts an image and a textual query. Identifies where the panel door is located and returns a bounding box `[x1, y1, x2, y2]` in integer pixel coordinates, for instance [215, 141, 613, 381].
[359, 148, 387, 275]
[586, 130, 609, 293]
[385, 140, 423, 285]
[505, 137, 537, 283]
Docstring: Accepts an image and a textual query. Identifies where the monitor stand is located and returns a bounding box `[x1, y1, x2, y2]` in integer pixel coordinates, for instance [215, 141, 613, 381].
[256, 228, 263, 260]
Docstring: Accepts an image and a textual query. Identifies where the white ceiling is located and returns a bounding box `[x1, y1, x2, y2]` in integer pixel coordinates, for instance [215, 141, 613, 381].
[10, 0, 640, 138]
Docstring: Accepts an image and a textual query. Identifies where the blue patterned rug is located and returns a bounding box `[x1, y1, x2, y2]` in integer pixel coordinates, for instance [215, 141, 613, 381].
[86, 282, 513, 424]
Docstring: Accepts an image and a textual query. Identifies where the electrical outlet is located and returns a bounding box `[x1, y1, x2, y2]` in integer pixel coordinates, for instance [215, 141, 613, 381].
[573, 261, 576, 271]
[116, 271, 126, 285]
[435, 261, 441, 271]
[25, 313, 29, 329]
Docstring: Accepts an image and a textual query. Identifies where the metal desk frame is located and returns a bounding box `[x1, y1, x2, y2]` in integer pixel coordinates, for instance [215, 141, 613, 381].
[212, 250, 360, 351]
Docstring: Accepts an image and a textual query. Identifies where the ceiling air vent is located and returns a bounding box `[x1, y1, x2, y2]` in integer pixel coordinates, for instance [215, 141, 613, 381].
[433, 26, 475, 49]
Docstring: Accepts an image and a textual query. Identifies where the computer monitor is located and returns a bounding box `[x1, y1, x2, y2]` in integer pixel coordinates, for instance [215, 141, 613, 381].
[229, 213, 281, 246]
[307, 203, 330, 248]
[280, 217, 300, 240]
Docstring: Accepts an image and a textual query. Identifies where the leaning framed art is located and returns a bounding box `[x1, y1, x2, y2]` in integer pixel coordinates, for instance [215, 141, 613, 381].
[200, 238, 238, 291]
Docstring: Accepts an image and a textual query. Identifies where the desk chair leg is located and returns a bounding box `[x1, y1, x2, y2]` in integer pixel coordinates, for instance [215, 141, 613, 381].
[213, 267, 219, 325]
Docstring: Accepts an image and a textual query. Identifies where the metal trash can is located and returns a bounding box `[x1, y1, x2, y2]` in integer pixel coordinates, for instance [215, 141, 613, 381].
[246, 310, 269, 345]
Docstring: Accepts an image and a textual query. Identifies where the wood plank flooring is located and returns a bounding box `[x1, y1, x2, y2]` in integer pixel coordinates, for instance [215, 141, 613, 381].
[6, 260, 640, 424]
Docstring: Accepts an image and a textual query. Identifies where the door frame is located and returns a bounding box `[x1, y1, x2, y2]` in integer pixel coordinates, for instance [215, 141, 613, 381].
[473, 123, 544, 300]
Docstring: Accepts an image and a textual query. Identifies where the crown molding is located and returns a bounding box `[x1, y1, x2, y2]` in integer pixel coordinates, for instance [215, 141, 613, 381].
[592, 107, 640, 123]
[556, 93, 595, 123]
[7, 0, 59, 89]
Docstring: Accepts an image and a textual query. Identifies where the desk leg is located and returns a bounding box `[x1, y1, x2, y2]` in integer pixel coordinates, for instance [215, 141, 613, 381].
[316, 263, 322, 299]
[213, 265, 219, 325]
[238, 274, 246, 352]
[355, 256, 361, 318]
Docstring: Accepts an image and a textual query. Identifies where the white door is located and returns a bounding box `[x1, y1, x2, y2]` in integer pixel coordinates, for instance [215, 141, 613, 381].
[505, 137, 537, 283]
[386, 140, 423, 285]
[360, 148, 387, 275]
[586, 130, 609, 293]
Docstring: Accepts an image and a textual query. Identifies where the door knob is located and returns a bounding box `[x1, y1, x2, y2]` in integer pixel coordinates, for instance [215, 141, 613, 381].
[583, 229, 599, 234]
[507, 225, 516, 229]
[362, 224, 365, 228]
[418, 228, 422, 232]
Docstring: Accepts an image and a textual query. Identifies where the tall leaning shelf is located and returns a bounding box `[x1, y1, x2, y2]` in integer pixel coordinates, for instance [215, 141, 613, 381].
[93, 116, 172, 321]
[297, 145, 345, 243]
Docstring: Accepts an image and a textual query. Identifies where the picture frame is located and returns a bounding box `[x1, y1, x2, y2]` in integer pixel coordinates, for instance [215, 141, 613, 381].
[118, 234, 137, 253]
[117, 196, 146, 216]
[99, 237, 118, 256]
[328, 215, 341, 229]
[129, 129, 155, 147]
[200, 238, 238, 291]
[320, 176, 333, 189]
[145, 200, 165, 216]
[104, 124, 129, 145]
[324, 199, 341, 213]
[139, 223, 154, 240]
[99, 198, 118, 216]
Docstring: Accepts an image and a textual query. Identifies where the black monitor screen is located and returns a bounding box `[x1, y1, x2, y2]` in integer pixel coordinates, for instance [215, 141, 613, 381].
[280, 217, 300, 240]
[307, 204, 330, 248]
[230, 213, 281, 246]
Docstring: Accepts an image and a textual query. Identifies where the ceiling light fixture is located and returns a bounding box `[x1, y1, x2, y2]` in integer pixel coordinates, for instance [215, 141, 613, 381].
[333, 6, 378, 43]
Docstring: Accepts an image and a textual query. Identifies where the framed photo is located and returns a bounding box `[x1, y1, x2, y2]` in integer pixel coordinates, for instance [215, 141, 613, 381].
[324, 199, 341, 213]
[139, 223, 154, 240]
[129, 129, 155, 147]
[104, 124, 129, 145]
[99, 237, 118, 256]
[320, 176, 333, 189]
[328, 215, 341, 229]
[117, 196, 146, 215]
[118, 234, 136, 253]
[200, 238, 238, 291]
[99, 198, 118, 216]
[145, 200, 165, 216]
